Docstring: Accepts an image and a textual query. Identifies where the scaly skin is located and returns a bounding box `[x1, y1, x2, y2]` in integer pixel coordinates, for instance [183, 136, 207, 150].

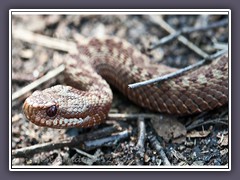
[23, 36, 228, 128]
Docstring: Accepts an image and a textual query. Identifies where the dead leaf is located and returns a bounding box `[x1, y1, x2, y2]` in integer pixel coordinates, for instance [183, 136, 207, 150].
[187, 129, 211, 138]
[151, 116, 186, 143]
[187, 126, 212, 138]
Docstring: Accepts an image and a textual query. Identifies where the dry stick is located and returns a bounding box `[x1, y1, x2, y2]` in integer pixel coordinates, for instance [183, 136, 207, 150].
[108, 113, 160, 120]
[73, 148, 98, 159]
[136, 117, 146, 149]
[148, 15, 209, 58]
[148, 132, 171, 166]
[135, 117, 146, 165]
[129, 48, 228, 89]
[12, 28, 78, 53]
[12, 125, 120, 158]
[72, 148, 103, 165]
[205, 48, 228, 61]
[12, 138, 75, 159]
[82, 129, 130, 151]
[186, 118, 228, 131]
[12, 64, 65, 101]
[214, 42, 228, 50]
[148, 18, 228, 51]
[129, 16, 228, 89]
[129, 15, 228, 89]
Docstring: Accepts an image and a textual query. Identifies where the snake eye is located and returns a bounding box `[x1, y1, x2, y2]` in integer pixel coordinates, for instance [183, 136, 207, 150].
[46, 105, 57, 117]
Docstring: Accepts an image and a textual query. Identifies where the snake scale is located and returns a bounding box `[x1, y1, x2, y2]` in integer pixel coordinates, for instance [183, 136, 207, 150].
[23, 36, 228, 129]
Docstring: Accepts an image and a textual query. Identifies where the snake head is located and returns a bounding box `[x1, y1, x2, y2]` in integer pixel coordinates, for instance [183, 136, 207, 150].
[22, 85, 110, 129]
[23, 88, 62, 128]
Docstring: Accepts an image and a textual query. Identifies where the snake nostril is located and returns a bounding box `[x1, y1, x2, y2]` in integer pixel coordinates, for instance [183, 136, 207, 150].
[46, 105, 57, 117]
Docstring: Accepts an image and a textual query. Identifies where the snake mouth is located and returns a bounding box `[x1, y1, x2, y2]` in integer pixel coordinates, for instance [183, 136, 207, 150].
[50, 116, 92, 128]
[31, 116, 93, 129]
[23, 98, 93, 128]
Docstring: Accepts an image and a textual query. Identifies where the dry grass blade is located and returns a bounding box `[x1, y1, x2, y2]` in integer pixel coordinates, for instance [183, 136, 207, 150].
[12, 64, 65, 101]
[148, 15, 209, 58]
[12, 28, 78, 53]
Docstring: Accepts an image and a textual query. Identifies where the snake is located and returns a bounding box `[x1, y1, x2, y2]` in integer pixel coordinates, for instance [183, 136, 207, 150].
[22, 36, 228, 129]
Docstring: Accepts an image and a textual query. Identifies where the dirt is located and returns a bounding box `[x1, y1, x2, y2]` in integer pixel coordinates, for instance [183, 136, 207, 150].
[11, 14, 229, 166]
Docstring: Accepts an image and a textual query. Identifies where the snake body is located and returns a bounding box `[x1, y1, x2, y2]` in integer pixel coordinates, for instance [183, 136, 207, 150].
[23, 36, 228, 128]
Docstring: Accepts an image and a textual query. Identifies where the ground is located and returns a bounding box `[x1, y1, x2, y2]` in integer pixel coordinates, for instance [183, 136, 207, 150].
[11, 13, 229, 166]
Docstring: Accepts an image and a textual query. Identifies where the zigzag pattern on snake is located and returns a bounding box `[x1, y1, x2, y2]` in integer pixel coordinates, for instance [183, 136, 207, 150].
[23, 36, 228, 128]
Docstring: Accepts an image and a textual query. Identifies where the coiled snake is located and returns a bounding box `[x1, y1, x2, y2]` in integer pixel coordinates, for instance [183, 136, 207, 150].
[23, 36, 228, 129]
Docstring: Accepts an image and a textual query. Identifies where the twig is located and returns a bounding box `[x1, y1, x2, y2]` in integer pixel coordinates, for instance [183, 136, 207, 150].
[148, 18, 228, 50]
[148, 15, 209, 58]
[205, 48, 228, 61]
[12, 28, 78, 54]
[12, 125, 119, 158]
[213, 42, 228, 50]
[73, 148, 97, 159]
[148, 132, 171, 166]
[73, 148, 103, 165]
[135, 117, 146, 165]
[186, 118, 228, 131]
[12, 138, 75, 159]
[81, 129, 130, 151]
[128, 48, 228, 89]
[108, 113, 160, 120]
[12, 64, 65, 101]
[136, 117, 146, 150]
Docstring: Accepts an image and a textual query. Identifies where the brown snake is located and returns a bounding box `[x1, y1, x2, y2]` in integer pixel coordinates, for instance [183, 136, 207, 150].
[23, 36, 228, 129]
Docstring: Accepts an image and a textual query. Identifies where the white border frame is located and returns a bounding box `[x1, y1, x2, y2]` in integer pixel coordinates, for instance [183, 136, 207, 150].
[9, 9, 231, 171]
